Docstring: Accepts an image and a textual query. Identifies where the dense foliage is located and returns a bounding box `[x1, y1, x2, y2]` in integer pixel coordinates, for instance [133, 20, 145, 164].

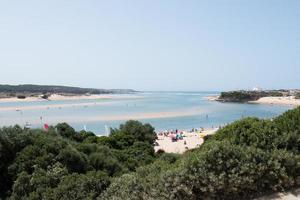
[219, 90, 284, 102]
[0, 120, 157, 199]
[101, 107, 300, 200]
[0, 84, 135, 98]
[1, 107, 300, 199]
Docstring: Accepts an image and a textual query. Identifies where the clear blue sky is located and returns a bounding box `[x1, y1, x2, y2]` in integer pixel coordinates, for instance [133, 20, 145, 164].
[0, 1, 299, 91]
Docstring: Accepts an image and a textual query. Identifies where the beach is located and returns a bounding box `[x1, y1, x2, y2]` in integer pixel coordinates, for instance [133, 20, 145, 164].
[250, 96, 300, 106]
[206, 95, 300, 106]
[203, 96, 219, 101]
[154, 128, 218, 154]
[0, 94, 141, 103]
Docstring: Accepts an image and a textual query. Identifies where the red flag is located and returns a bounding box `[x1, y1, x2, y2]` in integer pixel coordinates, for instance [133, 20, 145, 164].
[44, 124, 49, 131]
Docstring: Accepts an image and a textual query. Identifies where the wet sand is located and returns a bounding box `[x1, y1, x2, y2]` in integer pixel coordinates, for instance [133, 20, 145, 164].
[0, 105, 206, 128]
[0, 101, 113, 111]
[9, 108, 205, 125]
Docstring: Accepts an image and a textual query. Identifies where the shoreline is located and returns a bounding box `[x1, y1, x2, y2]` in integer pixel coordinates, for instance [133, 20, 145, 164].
[0, 93, 141, 103]
[203, 95, 219, 101]
[249, 96, 300, 106]
[154, 128, 218, 154]
[205, 95, 300, 106]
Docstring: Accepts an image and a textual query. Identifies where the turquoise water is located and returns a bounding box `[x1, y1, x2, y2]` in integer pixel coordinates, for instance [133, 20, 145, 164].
[0, 92, 293, 135]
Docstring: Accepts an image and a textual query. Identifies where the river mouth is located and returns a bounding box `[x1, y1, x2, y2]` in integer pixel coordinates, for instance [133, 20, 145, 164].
[0, 92, 292, 134]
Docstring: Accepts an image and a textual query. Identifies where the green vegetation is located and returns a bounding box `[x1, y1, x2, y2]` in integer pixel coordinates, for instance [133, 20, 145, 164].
[296, 93, 300, 99]
[0, 84, 135, 99]
[0, 120, 156, 200]
[1, 108, 300, 199]
[219, 90, 284, 102]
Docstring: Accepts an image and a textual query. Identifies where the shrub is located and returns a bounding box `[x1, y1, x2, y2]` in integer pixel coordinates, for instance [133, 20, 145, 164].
[17, 95, 26, 99]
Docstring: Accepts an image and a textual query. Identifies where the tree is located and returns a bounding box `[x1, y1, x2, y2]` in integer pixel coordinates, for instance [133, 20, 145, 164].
[57, 146, 88, 173]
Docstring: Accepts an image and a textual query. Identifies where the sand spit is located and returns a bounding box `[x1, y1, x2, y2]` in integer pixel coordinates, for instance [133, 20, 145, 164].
[250, 96, 300, 106]
[0, 94, 141, 103]
[203, 96, 219, 101]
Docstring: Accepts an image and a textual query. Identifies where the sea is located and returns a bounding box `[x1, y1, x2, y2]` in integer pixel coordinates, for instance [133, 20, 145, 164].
[0, 92, 293, 135]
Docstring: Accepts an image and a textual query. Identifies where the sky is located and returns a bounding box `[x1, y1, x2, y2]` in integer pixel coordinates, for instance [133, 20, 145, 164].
[0, 0, 299, 91]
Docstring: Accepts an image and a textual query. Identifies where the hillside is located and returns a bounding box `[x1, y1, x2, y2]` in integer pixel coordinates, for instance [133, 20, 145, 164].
[0, 84, 135, 98]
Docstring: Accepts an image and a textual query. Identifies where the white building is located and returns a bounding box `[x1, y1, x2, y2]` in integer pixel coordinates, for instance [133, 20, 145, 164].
[253, 87, 262, 92]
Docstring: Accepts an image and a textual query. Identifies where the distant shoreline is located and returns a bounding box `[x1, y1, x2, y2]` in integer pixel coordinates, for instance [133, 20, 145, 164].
[0, 93, 140, 103]
[249, 96, 300, 106]
[205, 95, 300, 106]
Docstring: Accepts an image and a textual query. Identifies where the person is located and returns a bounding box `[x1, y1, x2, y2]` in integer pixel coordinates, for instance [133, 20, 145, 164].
[184, 140, 187, 145]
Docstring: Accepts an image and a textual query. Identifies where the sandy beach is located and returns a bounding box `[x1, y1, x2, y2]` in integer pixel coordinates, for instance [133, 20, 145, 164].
[0, 94, 140, 103]
[203, 96, 219, 101]
[154, 128, 218, 154]
[205, 95, 300, 106]
[250, 96, 300, 106]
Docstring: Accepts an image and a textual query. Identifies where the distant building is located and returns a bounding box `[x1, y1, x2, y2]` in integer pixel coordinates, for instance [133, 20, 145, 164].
[290, 90, 300, 96]
[253, 87, 262, 92]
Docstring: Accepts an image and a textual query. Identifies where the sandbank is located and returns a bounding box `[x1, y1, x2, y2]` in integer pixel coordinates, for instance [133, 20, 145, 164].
[0, 108, 206, 128]
[0, 101, 113, 112]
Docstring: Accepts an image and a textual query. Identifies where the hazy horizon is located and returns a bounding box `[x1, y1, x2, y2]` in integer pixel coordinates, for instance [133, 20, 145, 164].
[1, 1, 299, 91]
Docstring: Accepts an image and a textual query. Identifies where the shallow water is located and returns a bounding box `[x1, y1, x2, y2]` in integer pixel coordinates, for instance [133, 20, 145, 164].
[0, 92, 292, 135]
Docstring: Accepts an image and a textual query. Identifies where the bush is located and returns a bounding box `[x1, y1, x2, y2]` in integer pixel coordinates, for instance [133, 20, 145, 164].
[168, 142, 300, 199]
[4, 107, 300, 199]
[45, 171, 110, 200]
[41, 94, 49, 99]
[57, 146, 88, 173]
[17, 95, 26, 99]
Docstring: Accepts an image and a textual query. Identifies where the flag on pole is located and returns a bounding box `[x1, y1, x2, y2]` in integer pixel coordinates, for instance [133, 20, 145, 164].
[44, 124, 49, 131]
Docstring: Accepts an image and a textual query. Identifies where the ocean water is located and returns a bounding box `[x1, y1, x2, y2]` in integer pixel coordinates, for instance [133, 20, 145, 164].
[0, 92, 293, 135]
